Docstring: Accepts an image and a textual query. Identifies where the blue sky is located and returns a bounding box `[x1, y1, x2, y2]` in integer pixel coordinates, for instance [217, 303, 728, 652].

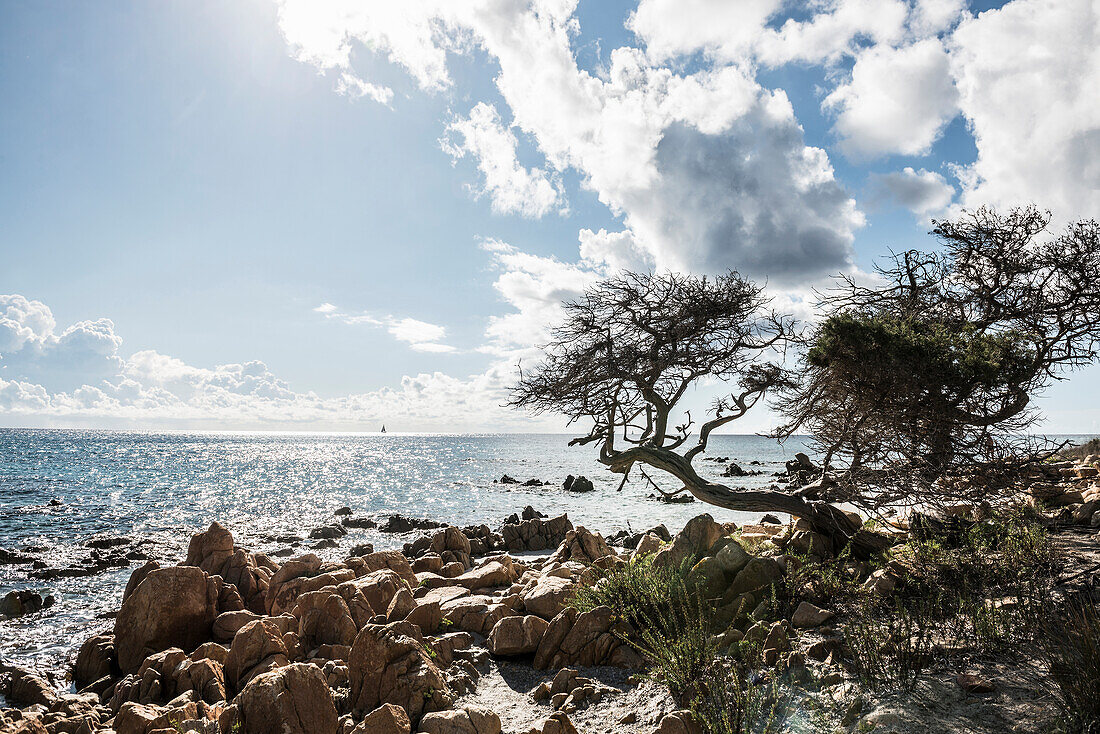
[1, 0, 1098, 432]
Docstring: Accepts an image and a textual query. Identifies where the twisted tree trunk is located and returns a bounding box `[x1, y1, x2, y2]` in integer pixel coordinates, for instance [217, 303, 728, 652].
[605, 446, 892, 558]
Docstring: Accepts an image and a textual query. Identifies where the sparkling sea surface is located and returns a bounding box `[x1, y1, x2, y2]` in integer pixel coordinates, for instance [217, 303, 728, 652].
[0, 429, 811, 677]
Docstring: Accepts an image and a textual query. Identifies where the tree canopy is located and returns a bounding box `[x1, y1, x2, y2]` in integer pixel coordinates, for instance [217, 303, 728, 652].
[775, 206, 1100, 510]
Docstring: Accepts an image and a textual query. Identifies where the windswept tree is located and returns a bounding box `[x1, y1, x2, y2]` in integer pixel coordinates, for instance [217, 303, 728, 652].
[775, 206, 1100, 512]
[509, 271, 888, 555]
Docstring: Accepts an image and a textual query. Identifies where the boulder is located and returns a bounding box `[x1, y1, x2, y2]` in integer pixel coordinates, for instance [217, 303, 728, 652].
[563, 475, 594, 493]
[656, 711, 704, 734]
[386, 587, 417, 621]
[1, 667, 58, 708]
[265, 553, 323, 615]
[633, 532, 665, 558]
[351, 703, 411, 734]
[348, 622, 452, 725]
[440, 595, 513, 636]
[294, 588, 358, 648]
[350, 550, 419, 588]
[73, 633, 117, 689]
[654, 515, 724, 570]
[186, 521, 235, 574]
[405, 600, 442, 634]
[725, 557, 783, 598]
[114, 566, 221, 672]
[173, 656, 226, 703]
[418, 706, 502, 734]
[686, 556, 727, 599]
[713, 540, 751, 575]
[430, 527, 472, 557]
[549, 528, 613, 565]
[487, 615, 550, 656]
[450, 559, 518, 590]
[235, 662, 338, 734]
[0, 590, 49, 619]
[791, 601, 834, 629]
[122, 560, 161, 602]
[533, 606, 640, 670]
[527, 712, 580, 734]
[224, 619, 290, 691]
[340, 569, 406, 623]
[213, 610, 262, 642]
[522, 576, 574, 620]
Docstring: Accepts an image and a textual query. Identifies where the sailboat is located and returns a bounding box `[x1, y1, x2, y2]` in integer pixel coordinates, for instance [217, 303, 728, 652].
[380, 425, 386, 433]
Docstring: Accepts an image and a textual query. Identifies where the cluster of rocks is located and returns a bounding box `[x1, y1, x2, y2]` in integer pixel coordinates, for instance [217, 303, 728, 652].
[1025, 455, 1100, 527]
[494, 475, 594, 493]
[1, 589, 55, 620]
[775, 452, 822, 487]
[4, 508, 729, 734]
[0, 535, 153, 583]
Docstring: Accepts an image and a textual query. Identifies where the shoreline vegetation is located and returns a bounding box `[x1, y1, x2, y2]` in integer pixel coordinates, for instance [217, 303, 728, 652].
[2, 446, 1100, 734]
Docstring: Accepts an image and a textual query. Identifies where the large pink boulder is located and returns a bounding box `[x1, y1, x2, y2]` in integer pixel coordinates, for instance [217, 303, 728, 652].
[114, 566, 220, 672]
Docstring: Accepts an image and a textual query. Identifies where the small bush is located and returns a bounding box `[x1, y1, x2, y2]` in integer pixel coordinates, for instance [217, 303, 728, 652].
[571, 553, 699, 637]
[690, 658, 788, 734]
[782, 543, 872, 612]
[1042, 592, 1100, 733]
[845, 595, 937, 691]
[634, 590, 718, 701]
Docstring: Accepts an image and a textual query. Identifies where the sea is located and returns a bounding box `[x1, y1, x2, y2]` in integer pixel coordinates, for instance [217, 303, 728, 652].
[0, 429, 812, 678]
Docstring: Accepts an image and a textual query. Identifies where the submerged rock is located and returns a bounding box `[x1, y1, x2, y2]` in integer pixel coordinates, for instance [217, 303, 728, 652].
[0, 590, 54, 619]
[562, 475, 594, 493]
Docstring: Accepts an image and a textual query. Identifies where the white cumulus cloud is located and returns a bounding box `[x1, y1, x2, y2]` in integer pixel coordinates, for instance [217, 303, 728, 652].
[315, 304, 457, 353]
[949, 0, 1100, 224]
[824, 38, 959, 159]
[441, 102, 567, 218]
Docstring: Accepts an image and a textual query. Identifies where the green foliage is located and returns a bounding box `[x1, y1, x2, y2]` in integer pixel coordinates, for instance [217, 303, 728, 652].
[571, 553, 700, 638]
[633, 590, 718, 701]
[807, 313, 1034, 393]
[690, 659, 788, 734]
[782, 543, 878, 612]
[572, 553, 720, 699]
[903, 506, 1055, 646]
[1042, 593, 1100, 733]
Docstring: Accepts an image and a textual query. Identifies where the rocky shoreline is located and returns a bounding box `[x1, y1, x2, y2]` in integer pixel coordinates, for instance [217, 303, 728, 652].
[3, 452, 1100, 734]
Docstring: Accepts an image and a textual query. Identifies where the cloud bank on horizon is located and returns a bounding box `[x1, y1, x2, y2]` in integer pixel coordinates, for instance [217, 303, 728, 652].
[2, 0, 1098, 431]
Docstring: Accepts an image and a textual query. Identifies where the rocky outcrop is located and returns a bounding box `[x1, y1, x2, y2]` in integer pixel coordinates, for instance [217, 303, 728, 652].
[562, 475, 594, 493]
[501, 514, 573, 552]
[293, 588, 358, 649]
[185, 522, 275, 612]
[352, 703, 411, 733]
[224, 618, 292, 691]
[521, 575, 574, 620]
[73, 634, 118, 690]
[653, 514, 725, 570]
[548, 528, 613, 565]
[486, 615, 549, 656]
[533, 606, 642, 670]
[234, 662, 338, 734]
[0, 590, 54, 620]
[114, 566, 223, 672]
[348, 622, 452, 725]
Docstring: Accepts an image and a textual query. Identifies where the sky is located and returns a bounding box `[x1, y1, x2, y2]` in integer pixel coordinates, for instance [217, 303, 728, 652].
[0, 0, 1098, 434]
